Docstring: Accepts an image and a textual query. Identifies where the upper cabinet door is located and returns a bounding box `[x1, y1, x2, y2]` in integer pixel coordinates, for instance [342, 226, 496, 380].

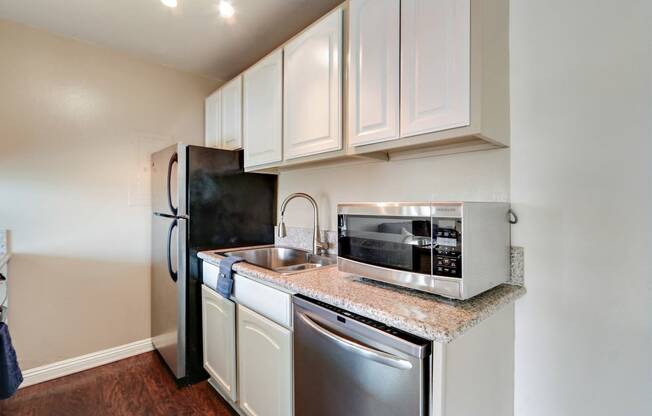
[221, 75, 243, 150]
[348, 0, 400, 147]
[400, 0, 471, 137]
[243, 50, 283, 168]
[205, 89, 221, 148]
[283, 8, 342, 160]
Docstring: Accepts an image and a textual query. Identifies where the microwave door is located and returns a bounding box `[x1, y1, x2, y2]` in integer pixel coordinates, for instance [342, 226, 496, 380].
[151, 143, 187, 217]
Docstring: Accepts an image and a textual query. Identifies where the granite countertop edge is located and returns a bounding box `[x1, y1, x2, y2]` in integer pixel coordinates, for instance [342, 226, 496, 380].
[0, 253, 11, 269]
[198, 250, 526, 343]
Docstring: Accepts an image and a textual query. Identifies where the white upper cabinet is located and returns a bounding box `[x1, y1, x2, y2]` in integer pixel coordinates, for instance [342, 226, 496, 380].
[400, 0, 471, 137]
[243, 50, 283, 168]
[221, 75, 243, 150]
[348, 0, 400, 147]
[237, 305, 292, 416]
[201, 285, 237, 402]
[205, 89, 221, 148]
[283, 8, 342, 160]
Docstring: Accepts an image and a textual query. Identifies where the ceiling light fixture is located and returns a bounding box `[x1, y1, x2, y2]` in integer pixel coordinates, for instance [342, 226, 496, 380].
[219, 1, 235, 18]
[161, 0, 177, 8]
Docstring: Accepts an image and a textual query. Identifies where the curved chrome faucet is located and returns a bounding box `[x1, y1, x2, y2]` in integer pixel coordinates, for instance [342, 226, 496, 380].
[278, 193, 328, 256]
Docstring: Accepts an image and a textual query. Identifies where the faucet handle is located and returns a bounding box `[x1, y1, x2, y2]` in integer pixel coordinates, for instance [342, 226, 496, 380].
[316, 239, 329, 256]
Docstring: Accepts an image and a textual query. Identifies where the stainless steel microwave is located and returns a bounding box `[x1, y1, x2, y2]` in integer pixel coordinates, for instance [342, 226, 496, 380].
[337, 202, 510, 300]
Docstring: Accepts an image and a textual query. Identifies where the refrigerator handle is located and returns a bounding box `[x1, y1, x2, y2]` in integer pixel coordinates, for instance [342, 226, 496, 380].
[167, 218, 178, 282]
[167, 152, 178, 216]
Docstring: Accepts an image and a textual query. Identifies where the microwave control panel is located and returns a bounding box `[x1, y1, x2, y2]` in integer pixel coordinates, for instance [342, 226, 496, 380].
[433, 219, 462, 278]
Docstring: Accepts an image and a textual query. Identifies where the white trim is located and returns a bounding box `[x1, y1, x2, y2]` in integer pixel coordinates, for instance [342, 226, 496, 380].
[20, 338, 153, 388]
[431, 341, 447, 416]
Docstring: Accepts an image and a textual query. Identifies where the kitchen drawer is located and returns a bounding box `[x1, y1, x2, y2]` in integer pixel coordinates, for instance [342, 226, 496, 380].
[233, 274, 292, 328]
[201, 260, 292, 328]
[202, 261, 221, 291]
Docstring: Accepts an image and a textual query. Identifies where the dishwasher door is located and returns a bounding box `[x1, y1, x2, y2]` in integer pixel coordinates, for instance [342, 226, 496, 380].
[293, 296, 431, 416]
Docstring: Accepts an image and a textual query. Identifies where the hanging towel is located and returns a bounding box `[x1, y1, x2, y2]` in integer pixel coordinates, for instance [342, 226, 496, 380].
[217, 256, 244, 298]
[0, 322, 22, 399]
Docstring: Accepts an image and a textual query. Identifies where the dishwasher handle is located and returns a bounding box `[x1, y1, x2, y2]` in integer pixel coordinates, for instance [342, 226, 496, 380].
[297, 312, 413, 370]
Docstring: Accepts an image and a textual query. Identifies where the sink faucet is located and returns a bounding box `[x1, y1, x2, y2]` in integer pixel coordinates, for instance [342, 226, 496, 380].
[278, 193, 328, 256]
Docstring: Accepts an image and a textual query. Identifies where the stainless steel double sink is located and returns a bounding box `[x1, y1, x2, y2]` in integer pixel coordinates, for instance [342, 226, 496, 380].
[224, 246, 336, 275]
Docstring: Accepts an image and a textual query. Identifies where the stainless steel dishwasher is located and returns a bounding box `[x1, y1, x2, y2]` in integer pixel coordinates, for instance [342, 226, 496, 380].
[293, 295, 432, 416]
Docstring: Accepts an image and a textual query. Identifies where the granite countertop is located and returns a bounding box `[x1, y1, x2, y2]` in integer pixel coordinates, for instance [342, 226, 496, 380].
[0, 253, 10, 269]
[198, 249, 525, 343]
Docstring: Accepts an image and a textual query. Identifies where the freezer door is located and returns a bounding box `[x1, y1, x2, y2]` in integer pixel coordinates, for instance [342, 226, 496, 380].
[151, 143, 187, 217]
[151, 214, 187, 379]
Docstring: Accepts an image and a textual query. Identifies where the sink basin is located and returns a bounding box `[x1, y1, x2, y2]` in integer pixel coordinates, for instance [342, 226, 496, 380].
[223, 247, 336, 275]
[225, 247, 337, 274]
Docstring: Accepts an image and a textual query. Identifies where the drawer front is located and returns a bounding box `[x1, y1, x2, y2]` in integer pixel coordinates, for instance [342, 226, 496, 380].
[202, 261, 221, 292]
[233, 274, 292, 328]
[201, 260, 292, 328]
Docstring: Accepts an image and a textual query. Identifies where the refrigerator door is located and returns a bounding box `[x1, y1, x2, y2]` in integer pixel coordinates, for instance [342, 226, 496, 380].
[151, 214, 187, 379]
[151, 143, 187, 217]
[186, 146, 277, 250]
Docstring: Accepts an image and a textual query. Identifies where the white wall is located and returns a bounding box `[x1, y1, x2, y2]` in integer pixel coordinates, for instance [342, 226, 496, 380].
[278, 148, 510, 230]
[510, 1, 652, 415]
[0, 20, 218, 369]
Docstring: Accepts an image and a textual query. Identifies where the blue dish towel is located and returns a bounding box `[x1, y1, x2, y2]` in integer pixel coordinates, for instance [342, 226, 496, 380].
[0, 322, 22, 399]
[217, 256, 244, 298]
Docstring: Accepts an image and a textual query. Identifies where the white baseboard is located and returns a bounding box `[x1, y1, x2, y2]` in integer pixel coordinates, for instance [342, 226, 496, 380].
[21, 338, 153, 388]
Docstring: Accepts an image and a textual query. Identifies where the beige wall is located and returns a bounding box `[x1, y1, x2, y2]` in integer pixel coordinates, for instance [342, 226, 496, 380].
[0, 20, 218, 369]
[278, 148, 510, 231]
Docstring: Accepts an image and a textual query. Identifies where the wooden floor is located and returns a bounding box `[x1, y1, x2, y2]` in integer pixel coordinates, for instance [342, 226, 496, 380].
[0, 352, 237, 416]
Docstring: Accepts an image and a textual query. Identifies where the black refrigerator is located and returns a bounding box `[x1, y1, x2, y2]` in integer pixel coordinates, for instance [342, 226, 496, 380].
[151, 144, 276, 385]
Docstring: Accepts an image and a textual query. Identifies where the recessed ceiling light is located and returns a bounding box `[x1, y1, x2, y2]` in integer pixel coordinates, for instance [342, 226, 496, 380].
[219, 1, 235, 18]
[161, 0, 177, 8]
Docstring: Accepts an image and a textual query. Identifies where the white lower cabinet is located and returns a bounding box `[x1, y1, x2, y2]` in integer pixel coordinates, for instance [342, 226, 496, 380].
[201, 285, 237, 402]
[237, 304, 292, 416]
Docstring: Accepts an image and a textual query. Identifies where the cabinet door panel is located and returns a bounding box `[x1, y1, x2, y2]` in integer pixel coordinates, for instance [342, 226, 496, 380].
[201, 285, 237, 401]
[237, 305, 292, 416]
[243, 50, 283, 168]
[221, 76, 243, 150]
[284, 8, 342, 159]
[205, 90, 221, 148]
[401, 0, 470, 137]
[348, 0, 400, 146]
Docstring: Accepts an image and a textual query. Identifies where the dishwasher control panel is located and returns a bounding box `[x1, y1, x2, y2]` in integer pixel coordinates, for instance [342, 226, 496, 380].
[295, 294, 430, 346]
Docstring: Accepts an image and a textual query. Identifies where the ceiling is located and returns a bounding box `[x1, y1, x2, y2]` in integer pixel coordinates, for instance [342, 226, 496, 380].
[0, 0, 341, 81]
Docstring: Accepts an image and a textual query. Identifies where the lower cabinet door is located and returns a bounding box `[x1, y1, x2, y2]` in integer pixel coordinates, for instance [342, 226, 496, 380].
[237, 305, 292, 416]
[201, 285, 237, 402]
